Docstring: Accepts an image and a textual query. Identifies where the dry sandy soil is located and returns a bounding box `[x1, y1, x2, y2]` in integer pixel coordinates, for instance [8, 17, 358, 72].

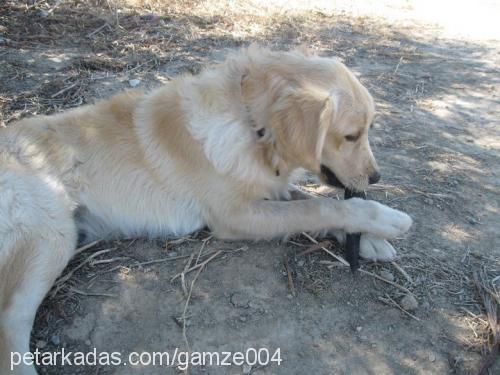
[1, 1, 499, 374]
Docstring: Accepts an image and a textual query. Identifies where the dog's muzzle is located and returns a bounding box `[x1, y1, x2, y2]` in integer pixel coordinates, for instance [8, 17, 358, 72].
[320, 165, 345, 188]
[320, 165, 381, 188]
[368, 170, 381, 184]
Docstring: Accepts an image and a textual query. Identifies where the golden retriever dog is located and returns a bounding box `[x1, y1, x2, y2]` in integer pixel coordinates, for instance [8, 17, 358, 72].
[0, 45, 412, 374]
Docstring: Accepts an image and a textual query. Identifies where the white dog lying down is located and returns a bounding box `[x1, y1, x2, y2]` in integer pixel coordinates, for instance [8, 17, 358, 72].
[0, 45, 411, 374]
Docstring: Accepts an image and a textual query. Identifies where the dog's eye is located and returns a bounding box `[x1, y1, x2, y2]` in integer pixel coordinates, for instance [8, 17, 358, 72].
[345, 134, 359, 142]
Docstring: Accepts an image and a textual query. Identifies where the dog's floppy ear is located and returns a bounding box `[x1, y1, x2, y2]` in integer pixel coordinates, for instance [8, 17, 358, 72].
[271, 86, 334, 172]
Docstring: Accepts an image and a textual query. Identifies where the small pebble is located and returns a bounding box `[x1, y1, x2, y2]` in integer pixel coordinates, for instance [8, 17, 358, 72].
[51, 335, 60, 346]
[129, 79, 141, 87]
[380, 269, 395, 282]
[356, 326, 363, 332]
[230, 292, 250, 308]
[400, 294, 419, 311]
[428, 353, 436, 362]
[36, 340, 47, 349]
[297, 259, 305, 267]
[468, 217, 478, 225]
[167, 251, 178, 257]
[142, 14, 158, 22]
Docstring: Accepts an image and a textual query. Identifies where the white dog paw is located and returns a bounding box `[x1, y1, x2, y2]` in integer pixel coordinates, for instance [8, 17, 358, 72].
[348, 199, 412, 239]
[360, 234, 396, 262]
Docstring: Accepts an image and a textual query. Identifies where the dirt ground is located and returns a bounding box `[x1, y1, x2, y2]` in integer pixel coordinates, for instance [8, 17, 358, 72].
[1, 1, 499, 374]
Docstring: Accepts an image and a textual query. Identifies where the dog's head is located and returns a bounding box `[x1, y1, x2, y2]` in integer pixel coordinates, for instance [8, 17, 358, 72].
[240, 46, 380, 190]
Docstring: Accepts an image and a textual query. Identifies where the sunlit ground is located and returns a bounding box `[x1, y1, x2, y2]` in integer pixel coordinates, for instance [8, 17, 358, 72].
[126, 0, 500, 41]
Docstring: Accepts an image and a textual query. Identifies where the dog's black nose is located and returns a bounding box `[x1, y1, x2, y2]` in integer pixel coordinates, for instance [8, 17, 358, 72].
[368, 171, 381, 184]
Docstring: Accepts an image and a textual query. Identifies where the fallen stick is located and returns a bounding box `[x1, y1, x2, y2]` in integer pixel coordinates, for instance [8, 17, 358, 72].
[358, 269, 413, 295]
[181, 253, 195, 295]
[181, 266, 203, 354]
[52, 247, 118, 296]
[283, 255, 296, 296]
[301, 232, 349, 267]
[51, 82, 78, 98]
[296, 240, 332, 257]
[131, 254, 192, 267]
[344, 188, 366, 272]
[74, 239, 102, 256]
[90, 257, 129, 266]
[171, 250, 223, 282]
[391, 261, 413, 284]
[180, 249, 224, 354]
[379, 294, 420, 321]
[70, 288, 117, 298]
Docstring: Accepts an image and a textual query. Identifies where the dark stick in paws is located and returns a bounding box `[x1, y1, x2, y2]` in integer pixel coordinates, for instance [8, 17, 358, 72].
[344, 188, 366, 272]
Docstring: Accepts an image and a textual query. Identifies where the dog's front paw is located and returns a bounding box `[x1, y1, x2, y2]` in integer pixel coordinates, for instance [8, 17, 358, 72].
[360, 234, 396, 262]
[363, 201, 412, 239]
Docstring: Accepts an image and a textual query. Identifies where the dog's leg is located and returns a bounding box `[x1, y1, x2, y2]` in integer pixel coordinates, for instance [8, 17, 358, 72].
[0, 171, 77, 375]
[210, 197, 411, 240]
[287, 187, 400, 261]
[287, 187, 346, 242]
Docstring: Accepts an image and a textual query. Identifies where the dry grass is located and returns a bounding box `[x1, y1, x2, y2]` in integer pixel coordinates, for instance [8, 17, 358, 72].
[0, 0, 415, 124]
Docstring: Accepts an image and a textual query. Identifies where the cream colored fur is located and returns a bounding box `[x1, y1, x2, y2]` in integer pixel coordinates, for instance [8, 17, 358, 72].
[0, 45, 411, 374]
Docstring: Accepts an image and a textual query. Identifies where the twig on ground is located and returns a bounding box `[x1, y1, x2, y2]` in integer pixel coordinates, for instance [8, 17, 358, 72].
[179, 249, 223, 356]
[195, 236, 212, 265]
[391, 261, 413, 283]
[130, 254, 192, 267]
[74, 239, 102, 255]
[283, 255, 296, 296]
[90, 257, 129, 266]
[301, 232, 349, 266]
[70, 288, 117, 298]
[287, 240, 308, 247]
[165, 235, 196, 250]
[181, 265, 203, 355]
[171, 250, 223, 282]
[51, 82, 78, 98]
[393, 56, 403, 75]
[52, 248, 118, 296]
[181, 253, 196, 295]
[378, 294, 420, 321]
[87, 23, 111, 37]
[296, 240, 332, 257]
[359, 269, 414, 295]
